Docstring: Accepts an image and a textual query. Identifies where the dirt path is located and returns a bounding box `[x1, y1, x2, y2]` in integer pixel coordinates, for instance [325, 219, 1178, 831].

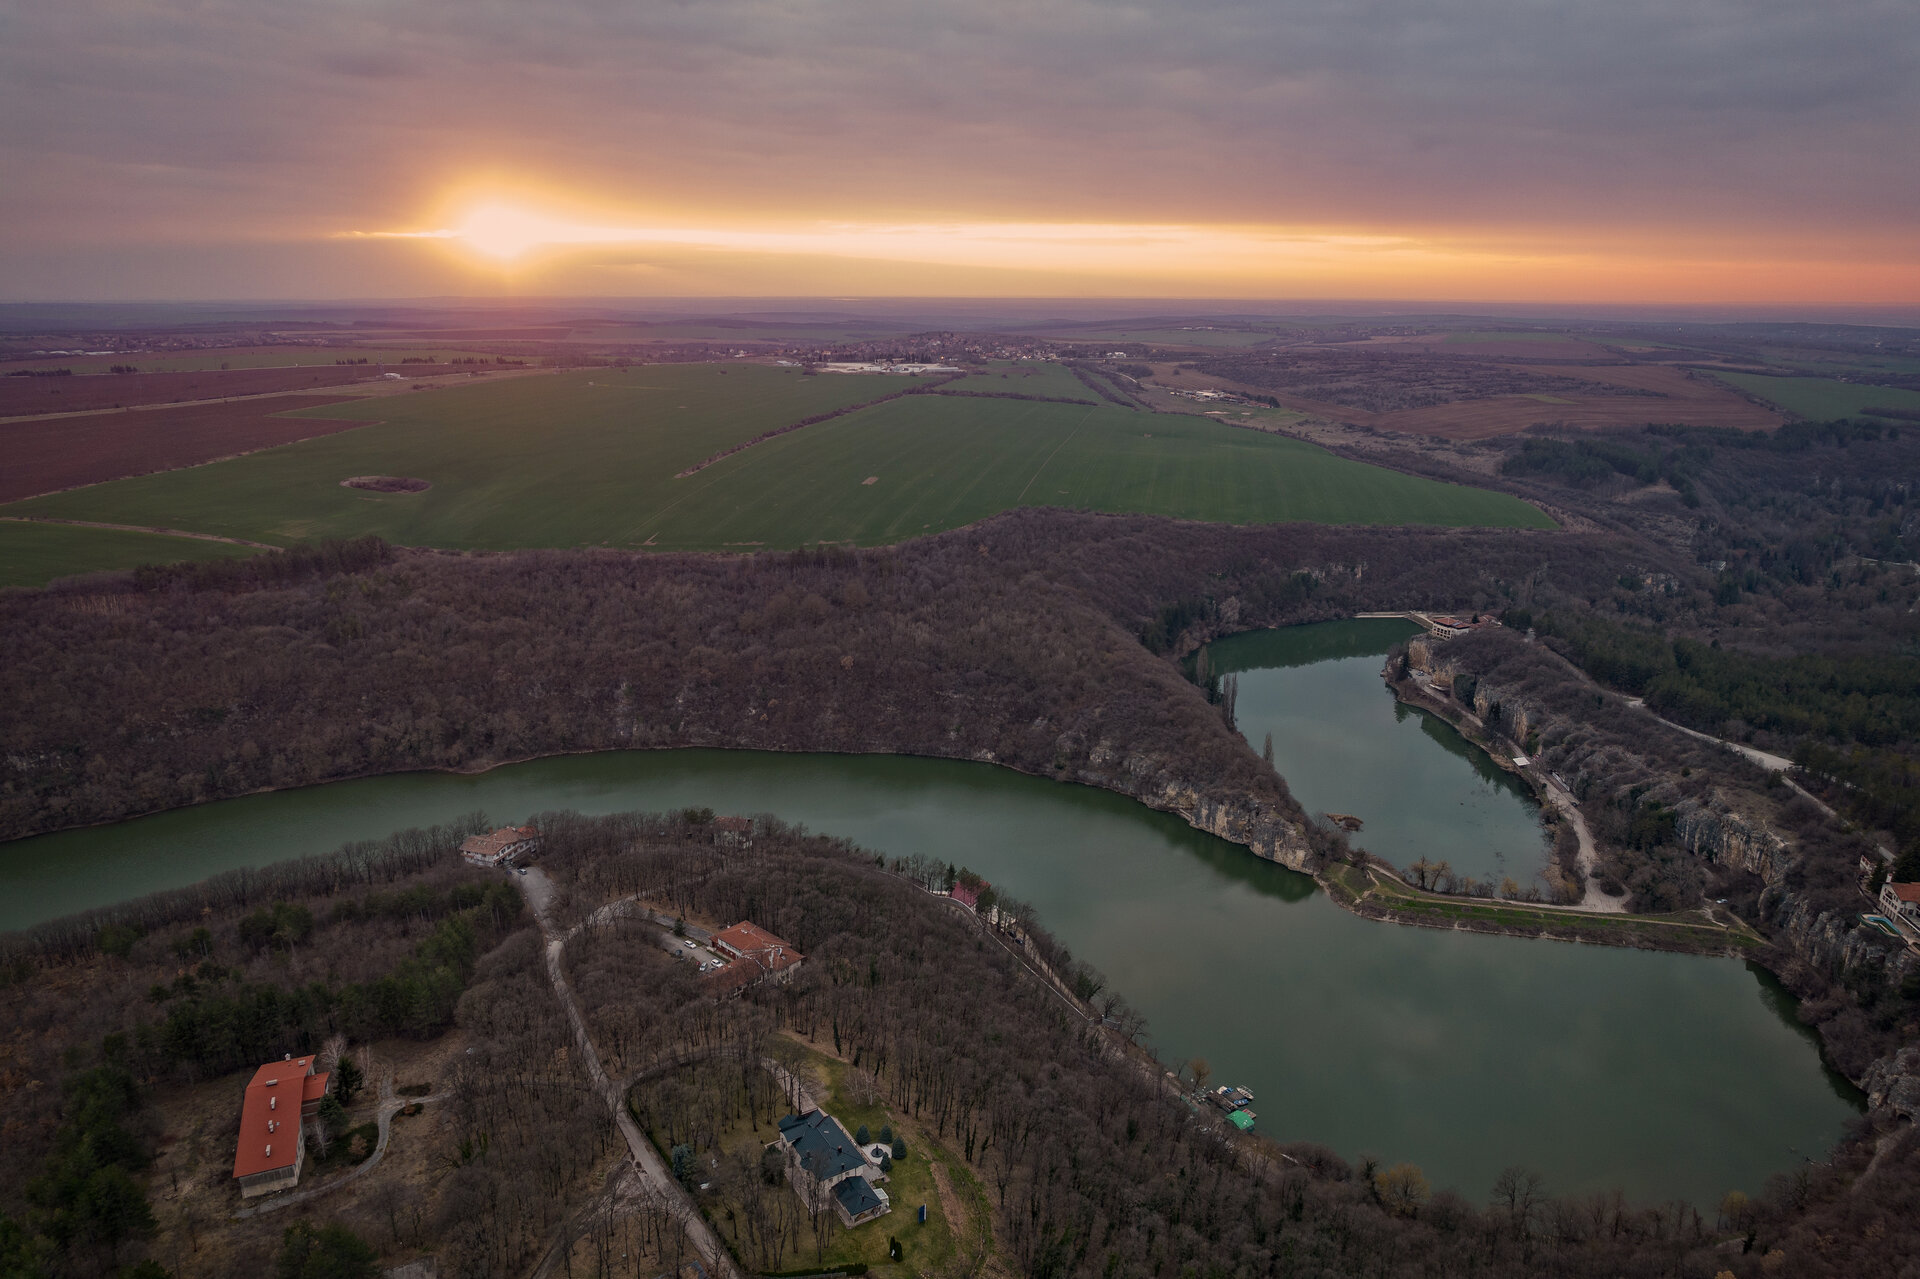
[0, 515, 278, 550]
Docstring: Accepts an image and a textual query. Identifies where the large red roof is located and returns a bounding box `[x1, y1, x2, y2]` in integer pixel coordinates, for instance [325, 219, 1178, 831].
[232, 1056, 329, 1180]
[1888, 882, 1920, 905]
[713, 921, 794, 957]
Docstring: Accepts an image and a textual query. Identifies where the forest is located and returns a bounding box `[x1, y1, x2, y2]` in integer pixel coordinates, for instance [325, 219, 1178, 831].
[0, 512, 1655, 849]
[8, 810, 1916, 1279]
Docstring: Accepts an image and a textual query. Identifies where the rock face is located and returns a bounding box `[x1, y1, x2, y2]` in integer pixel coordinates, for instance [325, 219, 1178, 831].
[1082, 739, 1315, 871]
[1866, 1045, 1920, 1121]
[1673, 799, 1790, 880]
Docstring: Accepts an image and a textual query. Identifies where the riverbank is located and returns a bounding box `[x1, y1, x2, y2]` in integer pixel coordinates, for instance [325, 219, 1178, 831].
[1319, 862, 1760, 956]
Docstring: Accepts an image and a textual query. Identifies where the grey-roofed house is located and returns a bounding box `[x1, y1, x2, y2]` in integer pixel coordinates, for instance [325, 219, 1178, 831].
[774, 1109, 891, 1227]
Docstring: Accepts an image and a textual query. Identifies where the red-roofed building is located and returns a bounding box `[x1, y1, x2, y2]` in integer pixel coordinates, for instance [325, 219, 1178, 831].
[460, 825, 541, 868]
[232, 1055, 331, 1198]
[1881, 882, 1920, 929]
[704, 922, 804, 996]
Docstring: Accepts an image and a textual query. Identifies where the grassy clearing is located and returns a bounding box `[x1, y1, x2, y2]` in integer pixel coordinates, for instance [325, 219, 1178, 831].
[0, 520, 256, 589]
[647, 1042, 978, 1278]
[1712, 372, 1920, 422]
[1353, 867, 1759, 950]
[1, 362, 1551, 564]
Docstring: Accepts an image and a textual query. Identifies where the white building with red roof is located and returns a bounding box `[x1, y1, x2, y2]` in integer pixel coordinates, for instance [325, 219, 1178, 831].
[1880, 881, 1920, 932]
[232, 1055, 331, 1198]
[459, 825, 541, 868]
[704, 921, 804, 995]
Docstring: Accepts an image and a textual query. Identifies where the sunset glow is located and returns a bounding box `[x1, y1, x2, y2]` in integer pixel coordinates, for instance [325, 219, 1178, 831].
[3, 0, 1916, 304]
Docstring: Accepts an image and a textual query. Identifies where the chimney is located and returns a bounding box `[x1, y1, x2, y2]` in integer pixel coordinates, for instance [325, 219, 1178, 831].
[265, 1144, 272, 1156]
[270, 1096, 277, 1110]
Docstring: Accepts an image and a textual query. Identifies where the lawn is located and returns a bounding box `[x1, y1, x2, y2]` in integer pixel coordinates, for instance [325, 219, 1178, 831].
[0, 520, 257, 589]
[1711, 372, 1920, 422]
[639, 1041, 987, 1278]
[0, 362, 1552, 568]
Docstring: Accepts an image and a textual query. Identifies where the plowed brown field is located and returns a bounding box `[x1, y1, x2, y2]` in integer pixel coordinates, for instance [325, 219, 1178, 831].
[0, 364, 456, 417]
[1, 395, 362, 501]
[1281, 363, 1781, 440]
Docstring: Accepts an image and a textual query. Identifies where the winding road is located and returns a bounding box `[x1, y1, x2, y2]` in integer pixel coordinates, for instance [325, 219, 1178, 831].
[520, 867, 745, 1279]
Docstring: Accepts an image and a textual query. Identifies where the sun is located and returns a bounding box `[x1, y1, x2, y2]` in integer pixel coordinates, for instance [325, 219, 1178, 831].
[451, 202, 586, 261]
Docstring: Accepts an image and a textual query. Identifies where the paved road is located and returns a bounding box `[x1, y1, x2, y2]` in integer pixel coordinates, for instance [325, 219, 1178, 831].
[520, 867, 743, 1279]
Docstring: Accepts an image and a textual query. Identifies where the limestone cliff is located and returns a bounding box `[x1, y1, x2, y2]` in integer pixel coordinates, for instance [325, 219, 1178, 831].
[1081, 738, 1316, 871]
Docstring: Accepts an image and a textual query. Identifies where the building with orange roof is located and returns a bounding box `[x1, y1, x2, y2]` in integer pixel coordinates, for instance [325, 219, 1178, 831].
[703, 921, 804, 996]
[459, 825, 541, 868]
[232, 1054, 331, 1198]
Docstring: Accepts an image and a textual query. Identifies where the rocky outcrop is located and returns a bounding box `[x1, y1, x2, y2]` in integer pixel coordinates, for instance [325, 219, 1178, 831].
[1673, 798, 1791, 881]
[1865, 1045, 1920, 1121]
[1082, 739, 1315, 871]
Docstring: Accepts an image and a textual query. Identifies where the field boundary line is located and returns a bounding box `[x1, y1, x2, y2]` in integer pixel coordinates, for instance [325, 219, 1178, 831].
[0, 515, 277, 550]
[1015, 406, 1096, 504]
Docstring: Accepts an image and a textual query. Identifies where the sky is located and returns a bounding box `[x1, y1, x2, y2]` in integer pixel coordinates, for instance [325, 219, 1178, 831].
[2, 0, 1916, 304]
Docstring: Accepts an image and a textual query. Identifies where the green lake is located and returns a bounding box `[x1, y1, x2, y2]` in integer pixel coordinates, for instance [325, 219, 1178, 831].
[0, 623, 1860, 1205]
[1205, 619, 1550, 886]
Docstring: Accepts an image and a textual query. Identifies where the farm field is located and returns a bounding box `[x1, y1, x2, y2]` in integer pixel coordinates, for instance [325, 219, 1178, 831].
[0, 347, 505, 375]
[0, 362, 1550, 574]
[0, 366, 902, 550]
[930, 361, 1100, 398]
[2, 394, 361, 502]
[0, 521, 256, 589]
[1031, 326, 1278, 347]
[0, 364, 462, 417]
[627, 392, 1550, 546]
[1260, 363, 1780, 440]
[1711, 372, 1920, 422]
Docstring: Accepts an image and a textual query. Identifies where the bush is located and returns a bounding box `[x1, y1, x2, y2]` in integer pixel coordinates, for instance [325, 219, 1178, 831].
[276, 1221, 377, 1279]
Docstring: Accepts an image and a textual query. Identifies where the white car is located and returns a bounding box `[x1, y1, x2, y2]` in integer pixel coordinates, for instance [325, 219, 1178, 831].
[683, 939, 697, 948]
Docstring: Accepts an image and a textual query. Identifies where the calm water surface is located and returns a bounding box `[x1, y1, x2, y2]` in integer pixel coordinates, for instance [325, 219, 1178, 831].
[1207, 619, 1549, 885]
[1, 634, 1859, 1204]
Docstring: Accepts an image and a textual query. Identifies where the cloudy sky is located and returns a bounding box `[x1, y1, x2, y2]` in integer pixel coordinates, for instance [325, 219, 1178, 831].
[2, 0, 1915, 302]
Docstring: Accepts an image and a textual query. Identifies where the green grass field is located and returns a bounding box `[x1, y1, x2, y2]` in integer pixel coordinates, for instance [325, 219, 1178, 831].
[1712, 372, 1920, 422]
[930, 361, 1100, 398]
[0, 521, 257, 589]
[0, 363, 1551, 573]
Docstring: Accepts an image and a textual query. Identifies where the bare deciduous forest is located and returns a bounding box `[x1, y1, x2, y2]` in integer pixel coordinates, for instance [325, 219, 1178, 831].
[5, 812, 1911, 1279]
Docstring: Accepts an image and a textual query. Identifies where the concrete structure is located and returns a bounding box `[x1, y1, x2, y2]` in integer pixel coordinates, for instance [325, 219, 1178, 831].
[232, 1055, 330, 1198]
[774, 1109, 891, 1227]
[459, 825, 541, 868]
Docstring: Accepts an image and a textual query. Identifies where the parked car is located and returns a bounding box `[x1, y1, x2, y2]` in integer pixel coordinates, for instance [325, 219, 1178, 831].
[684, 938, 697, 948]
